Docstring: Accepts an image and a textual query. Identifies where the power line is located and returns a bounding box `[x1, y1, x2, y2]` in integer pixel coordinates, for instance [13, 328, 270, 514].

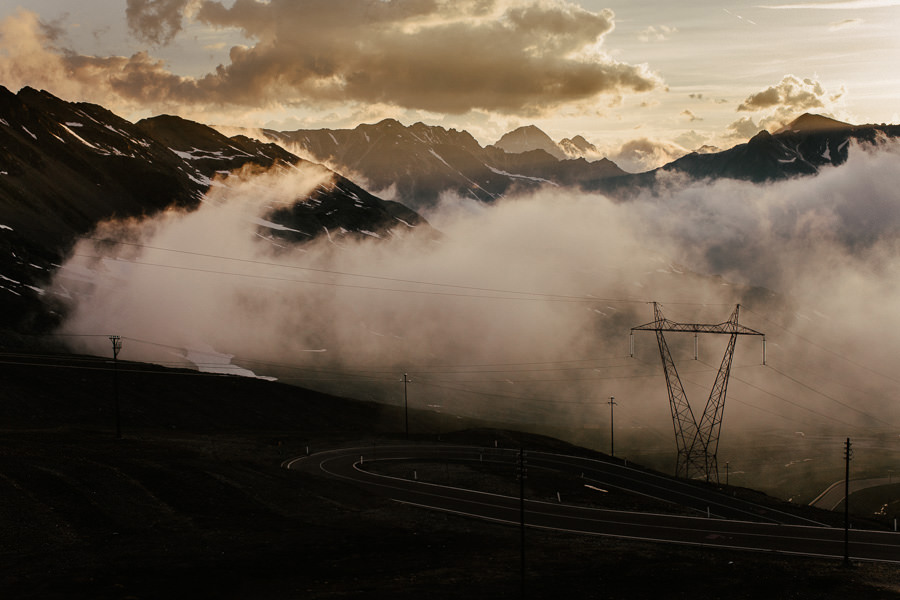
[726, 367, 865, 430]
[637, 349, 866, 432]
[79, 236, 649, 303]
[682, 373, 842, 429]
[743, 306, 900, 387]
[5, 342, 885, 430]
[414, 379, 596, 408]
[30, 321, 896, 430]
[56, 332, 640, 375]
[767, 355, 885, 396]
[766, 364, 895, 428]
[70, 237, 739, 308]
[72, 251, 644, 304]
[238, 356, 637, 376]
[72, 252, 634, 303]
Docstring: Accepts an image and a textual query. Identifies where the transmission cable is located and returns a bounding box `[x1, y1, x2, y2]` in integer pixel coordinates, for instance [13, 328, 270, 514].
[743, 306, 900, 386]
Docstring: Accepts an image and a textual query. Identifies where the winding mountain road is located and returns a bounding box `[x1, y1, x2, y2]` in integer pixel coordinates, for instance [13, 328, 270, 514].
[283, 444, 900, 563]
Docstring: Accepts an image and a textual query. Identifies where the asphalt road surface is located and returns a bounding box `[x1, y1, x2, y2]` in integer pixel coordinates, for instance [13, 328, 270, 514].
[811, 476, 897, 511]
[284, 444, 900, 564]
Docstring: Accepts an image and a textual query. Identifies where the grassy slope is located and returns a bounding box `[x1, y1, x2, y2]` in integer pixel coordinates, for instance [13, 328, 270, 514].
[1, 354, 899, 599]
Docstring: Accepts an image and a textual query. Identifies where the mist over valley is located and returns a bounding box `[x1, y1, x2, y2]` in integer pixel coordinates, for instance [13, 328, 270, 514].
[1, 87, 898, 502]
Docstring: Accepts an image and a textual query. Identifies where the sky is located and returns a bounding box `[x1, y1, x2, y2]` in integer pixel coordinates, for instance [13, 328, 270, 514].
[0, 0, 897, 163]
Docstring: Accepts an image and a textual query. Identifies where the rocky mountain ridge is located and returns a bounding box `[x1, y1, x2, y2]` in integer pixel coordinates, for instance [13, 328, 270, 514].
[265, 120, 627, 209]
[268, 113, 900, 208]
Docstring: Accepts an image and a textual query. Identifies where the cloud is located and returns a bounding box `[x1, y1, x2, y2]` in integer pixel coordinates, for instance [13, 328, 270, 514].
[606, 137, 690, 172]
[727, 75, 847, 138]
[737, 75, 838, 113]
[722, 8, 758, 25]
[674, 130, 709, 150]
[637, 140, 900, 293]
[0, 9, 189, 116]
[189, 0, 662, 114]
[759, 0, 900, 8]
[637, 25, 676, 42]
[725, 116, 763, 139]
[53, 167, 692, 440]
[690, 93, 729, 105]
[49, 141, 900, 495]
[829, 17, 863, 29]
[680, 109, 702, 122]
[126, 0, 194, 45]
[0, 2, 662, 118]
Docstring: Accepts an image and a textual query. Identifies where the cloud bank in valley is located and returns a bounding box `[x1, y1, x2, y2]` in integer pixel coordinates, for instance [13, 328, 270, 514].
[51, 140, 900, 470]
[0, 1, 661, 118]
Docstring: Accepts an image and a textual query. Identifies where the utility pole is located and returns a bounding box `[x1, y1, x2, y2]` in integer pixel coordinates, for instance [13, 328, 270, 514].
[517, 447, 527, 600]
[403, 373, 409, 439]
[844, 437, 853, 567]
[109, 335, 122, 439]
[608, 396, 617, 457]
[725, 461, 729, 486]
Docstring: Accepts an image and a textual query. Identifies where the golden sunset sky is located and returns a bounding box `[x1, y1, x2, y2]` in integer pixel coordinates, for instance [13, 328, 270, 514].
[1, 0, 897, 166]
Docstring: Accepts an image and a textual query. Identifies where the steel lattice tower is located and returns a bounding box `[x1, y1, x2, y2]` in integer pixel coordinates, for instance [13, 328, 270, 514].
[631, 303, 765, 482]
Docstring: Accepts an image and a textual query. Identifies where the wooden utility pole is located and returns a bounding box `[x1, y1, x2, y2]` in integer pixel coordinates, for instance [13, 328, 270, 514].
[109, 335, 122, 439]
[517, 448, 527, 599]
[844, 437, 852, 567]
[403, 373, 409, 439]
[608, 396, 617, 457]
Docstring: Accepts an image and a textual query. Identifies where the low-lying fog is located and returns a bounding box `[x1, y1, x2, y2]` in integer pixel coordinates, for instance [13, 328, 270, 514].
[51, 141, 900, 501]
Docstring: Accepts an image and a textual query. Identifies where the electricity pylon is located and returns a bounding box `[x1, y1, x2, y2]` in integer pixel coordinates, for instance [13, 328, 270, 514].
[631, 303, 764, 482]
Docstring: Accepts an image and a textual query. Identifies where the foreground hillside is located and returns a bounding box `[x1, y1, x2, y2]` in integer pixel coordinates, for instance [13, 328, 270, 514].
[1, 354, 899, 599]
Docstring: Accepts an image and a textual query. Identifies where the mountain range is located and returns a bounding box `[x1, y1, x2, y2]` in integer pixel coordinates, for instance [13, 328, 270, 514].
[266, 114, 900, 209]
[1, 85, 899, 335]
[594, 113, 900, 195]
[264, 120, 626, 208]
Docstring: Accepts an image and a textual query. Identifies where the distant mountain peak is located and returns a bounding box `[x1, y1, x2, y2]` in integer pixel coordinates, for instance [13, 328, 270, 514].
[567, 134, 592, 147]
[369, 118, 403, 129]
[558, 135, 599, 159]
[494, 125, 565, 159]
[778, 113, 853, 133]
[693, 144, 721, 155]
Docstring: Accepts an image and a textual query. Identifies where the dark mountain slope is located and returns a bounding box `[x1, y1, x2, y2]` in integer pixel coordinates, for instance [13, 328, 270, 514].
[268, 119, 508, 205]
[136, 114, 299, 178]
[0, 87, 201, 248]
[137, 114, 431, 244]
[0, 88, 432, 333]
